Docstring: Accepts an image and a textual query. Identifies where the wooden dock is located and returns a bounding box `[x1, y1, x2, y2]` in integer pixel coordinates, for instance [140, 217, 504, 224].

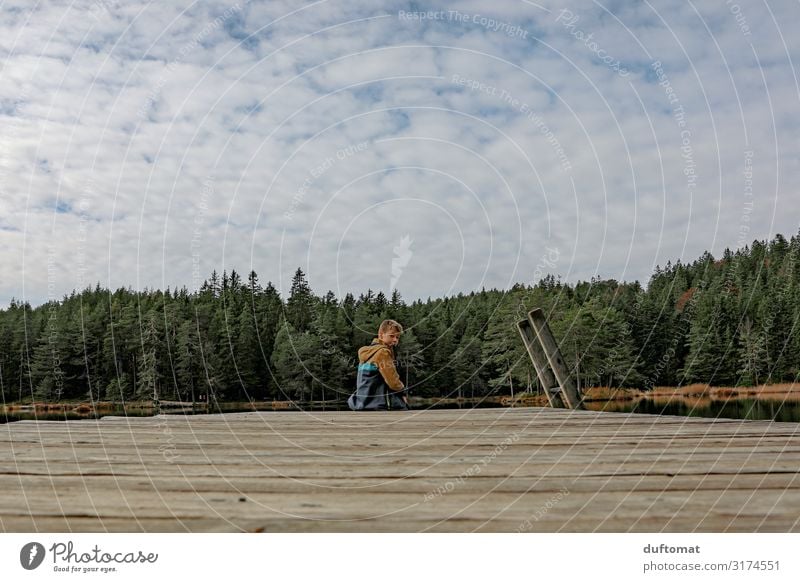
[2, 408, 800, 532]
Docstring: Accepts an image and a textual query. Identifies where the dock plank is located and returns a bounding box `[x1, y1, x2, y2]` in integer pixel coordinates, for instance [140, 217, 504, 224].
[2, 408, 800, 532]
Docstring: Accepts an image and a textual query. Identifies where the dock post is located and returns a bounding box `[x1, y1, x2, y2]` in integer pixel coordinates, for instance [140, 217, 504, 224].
[516, 319, 564, 407]
[526, 309, 583, 409]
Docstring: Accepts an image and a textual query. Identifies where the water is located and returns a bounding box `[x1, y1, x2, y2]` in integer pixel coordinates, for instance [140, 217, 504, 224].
[3, 396, 799, 423]
[585, 396, 800, 422]
[1, 407, 155, 424]
[1, 400, 507, 423]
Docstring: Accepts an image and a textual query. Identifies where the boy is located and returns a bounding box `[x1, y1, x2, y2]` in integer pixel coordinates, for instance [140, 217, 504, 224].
[347, 319, 409, 410]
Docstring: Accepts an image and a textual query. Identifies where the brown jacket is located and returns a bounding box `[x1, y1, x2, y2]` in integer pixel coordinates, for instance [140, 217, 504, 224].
[358, 338, 404, 392]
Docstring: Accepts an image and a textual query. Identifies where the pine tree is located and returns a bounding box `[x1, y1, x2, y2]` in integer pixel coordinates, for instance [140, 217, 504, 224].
[737, 316, 768, 386]
[234, 304, 264, 399]
[247, 270, 262, 296]
[374, 291, 388, 316]
[270, 322, 322, 402]
[286, 268, 314, 332]
[135, 312, 162, 401]
[2, 233, 799, 407]
[388, 289, 407, 322]
[482, 290, 532, 395]
[682, 278, 738, 385]
[174, 318, 201, 403]
[395, 328, 424, 392]
[453, 334, 486, 398]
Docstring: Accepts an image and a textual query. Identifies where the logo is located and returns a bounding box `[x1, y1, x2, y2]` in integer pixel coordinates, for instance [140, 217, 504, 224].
[390, 234, 413, 291]
[20, 542, 46, 570]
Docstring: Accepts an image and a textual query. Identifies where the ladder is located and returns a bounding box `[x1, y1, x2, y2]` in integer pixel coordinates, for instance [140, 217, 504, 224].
[516, 308, 583, 409]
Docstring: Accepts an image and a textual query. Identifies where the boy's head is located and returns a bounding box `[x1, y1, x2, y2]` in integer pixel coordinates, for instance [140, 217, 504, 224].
[378, 319, 403, 347]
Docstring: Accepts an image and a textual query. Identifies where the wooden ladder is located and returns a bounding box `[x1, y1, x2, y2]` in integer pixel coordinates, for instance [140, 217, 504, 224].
[516, 308, 583, 409]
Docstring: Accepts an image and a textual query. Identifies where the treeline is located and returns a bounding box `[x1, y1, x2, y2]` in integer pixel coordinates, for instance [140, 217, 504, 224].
[1, 232, 799, 404]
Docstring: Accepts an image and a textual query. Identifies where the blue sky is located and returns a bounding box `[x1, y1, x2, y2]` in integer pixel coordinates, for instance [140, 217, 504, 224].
[1, 0, 798, 306]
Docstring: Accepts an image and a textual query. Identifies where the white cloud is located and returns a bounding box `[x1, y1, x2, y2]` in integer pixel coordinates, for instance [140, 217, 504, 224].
[1, 0, 799, 306]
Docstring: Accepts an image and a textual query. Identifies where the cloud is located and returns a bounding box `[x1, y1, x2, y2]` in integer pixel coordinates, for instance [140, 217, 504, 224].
[1, 0, 799, 307]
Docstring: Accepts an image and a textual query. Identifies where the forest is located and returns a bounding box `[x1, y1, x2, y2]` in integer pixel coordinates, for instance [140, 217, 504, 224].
[1, 232, 798, 404]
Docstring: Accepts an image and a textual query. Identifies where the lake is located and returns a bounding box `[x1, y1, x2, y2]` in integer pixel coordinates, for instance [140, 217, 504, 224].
[584, 396, 800, 422]
[3, 395, 799, 423]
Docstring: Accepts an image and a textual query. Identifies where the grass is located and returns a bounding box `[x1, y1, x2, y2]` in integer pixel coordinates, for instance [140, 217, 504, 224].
[581, 386, 642, 401]
[645, 382, 800, 403]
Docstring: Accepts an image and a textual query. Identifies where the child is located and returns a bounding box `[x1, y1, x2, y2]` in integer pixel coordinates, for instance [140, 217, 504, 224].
[347, 319, 409, 410]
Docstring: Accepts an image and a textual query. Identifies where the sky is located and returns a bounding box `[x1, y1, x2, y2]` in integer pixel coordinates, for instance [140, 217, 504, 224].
[1, 0, 799, 307]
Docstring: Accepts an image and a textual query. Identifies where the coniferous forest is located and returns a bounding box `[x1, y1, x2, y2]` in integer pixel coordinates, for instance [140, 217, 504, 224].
[1, 233, 799, 404]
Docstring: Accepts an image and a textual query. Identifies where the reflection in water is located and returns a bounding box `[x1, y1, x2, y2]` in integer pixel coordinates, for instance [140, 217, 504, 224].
[585, 397, 800, 422]
[0, 403, 335, 423]
[0, 399, 505, 423]
[1, 408, 156, 424]
[3, 396, 799, 423]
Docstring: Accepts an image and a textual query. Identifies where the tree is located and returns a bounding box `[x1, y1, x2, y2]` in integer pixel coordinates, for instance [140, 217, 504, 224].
[174, 318, 202, 403]
[682, 278, 738, 385]
[105, 372, 130, 403]
[2, 233, 799, 408]
[270, 323, 323, 402]
[388, 289, 408, 322]
[286, 268, 314, 332]
[482, 290, 533, 395]
[737, 317, 768, 386]
[453, 335, 486, 398]
[135, 312, 162, 401]
[396, 328, 424, 391]
[234, 304, 263, 399]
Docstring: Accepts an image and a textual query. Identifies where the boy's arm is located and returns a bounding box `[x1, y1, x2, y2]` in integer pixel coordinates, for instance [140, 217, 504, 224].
[375, 348, 404, 392]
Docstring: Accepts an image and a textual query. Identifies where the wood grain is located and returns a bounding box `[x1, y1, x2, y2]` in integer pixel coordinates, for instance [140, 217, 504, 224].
[2, 408, 799, 532]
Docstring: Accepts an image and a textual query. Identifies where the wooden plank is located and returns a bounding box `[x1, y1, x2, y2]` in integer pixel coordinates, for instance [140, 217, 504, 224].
[2, 409, 800, 532]
[516, 319, 563, 407]
[527, 309, 583, 409]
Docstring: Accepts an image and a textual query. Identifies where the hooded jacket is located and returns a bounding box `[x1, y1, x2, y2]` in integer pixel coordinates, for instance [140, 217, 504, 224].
[347, 338, 408, 410]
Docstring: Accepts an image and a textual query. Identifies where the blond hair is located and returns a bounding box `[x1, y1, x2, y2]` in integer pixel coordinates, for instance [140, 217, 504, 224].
[379, 319, 403, 335]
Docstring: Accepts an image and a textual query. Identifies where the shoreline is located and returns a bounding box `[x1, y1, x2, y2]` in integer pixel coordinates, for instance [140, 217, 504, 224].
[3, 383, 798, 415]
